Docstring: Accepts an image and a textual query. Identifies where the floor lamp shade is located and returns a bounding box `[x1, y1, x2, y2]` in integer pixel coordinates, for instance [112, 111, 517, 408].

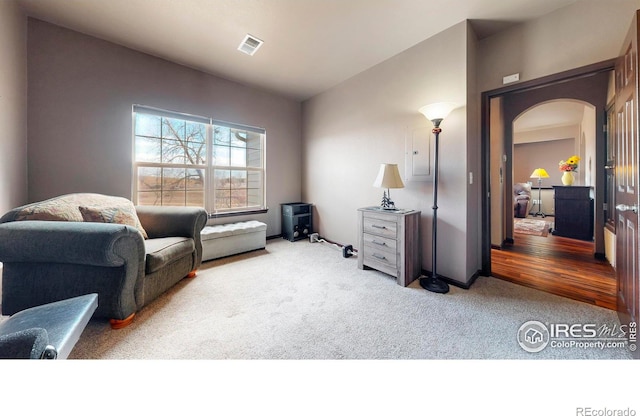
[419, 102, 458, 125]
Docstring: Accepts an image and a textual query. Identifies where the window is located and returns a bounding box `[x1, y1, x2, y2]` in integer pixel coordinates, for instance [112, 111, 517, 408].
[133, 105, 266, 215]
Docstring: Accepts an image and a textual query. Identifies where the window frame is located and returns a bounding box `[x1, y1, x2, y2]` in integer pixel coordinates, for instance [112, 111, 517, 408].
[132, 105, 267, 216]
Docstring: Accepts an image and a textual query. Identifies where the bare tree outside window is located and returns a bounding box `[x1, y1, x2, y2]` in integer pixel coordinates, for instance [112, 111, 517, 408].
[133, 107, 265, 214]
[135, 114, 206, 207]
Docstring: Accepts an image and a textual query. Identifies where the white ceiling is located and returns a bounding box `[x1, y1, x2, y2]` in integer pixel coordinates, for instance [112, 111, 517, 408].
[17, 0, 579, 101]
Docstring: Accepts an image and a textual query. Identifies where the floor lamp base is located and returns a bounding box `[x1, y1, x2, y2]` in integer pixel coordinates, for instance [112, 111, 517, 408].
[419, 276, 450, 294]
[532, 183, 546, 218]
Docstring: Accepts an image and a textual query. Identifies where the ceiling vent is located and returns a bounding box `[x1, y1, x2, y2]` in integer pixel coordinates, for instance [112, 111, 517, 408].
[238, 34, 264, 56]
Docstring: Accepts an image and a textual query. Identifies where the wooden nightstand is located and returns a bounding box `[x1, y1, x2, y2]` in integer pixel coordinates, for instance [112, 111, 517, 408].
[357, 207, 421, 286]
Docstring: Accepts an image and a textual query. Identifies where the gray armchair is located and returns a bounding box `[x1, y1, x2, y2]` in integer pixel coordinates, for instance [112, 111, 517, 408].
[0, 194, 207, 328]
[0, 294, 97, 359]
[514, 182, 532, 218]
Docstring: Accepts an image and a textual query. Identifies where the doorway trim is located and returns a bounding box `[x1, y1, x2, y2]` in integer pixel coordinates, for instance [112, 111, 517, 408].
[481, 59, 616, 275]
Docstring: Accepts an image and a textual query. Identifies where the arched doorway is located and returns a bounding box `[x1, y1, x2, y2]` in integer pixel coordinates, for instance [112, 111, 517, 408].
[482, 62, 615, 307]
[510, 99, 595, 238]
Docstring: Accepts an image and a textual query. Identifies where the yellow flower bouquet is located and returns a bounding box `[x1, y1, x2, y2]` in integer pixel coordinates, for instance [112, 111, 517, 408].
[559, 155, 580, 172]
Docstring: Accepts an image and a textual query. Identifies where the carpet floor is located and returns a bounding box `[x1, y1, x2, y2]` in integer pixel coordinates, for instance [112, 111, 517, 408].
[67, 238, 631, 360]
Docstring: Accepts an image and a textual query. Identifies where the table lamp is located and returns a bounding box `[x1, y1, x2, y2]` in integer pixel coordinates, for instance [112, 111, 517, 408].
[373, 163, 404, 209]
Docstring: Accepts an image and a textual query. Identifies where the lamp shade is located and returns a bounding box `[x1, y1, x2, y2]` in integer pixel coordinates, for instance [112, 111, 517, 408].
[530, 168, 550, 179]
[419, 102, 459, 123]
[373, 164, 404, 189]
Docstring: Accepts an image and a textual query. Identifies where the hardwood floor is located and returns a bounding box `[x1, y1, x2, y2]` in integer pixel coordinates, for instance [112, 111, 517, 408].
[491, 220, 617, 310]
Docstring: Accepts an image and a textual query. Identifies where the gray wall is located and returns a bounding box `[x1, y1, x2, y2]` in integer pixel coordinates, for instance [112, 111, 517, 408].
[0, 0, 27, 214]
[478, 0, 640, 92]
[27, 19, 302, 236]
[514, 138, 576, 187]
[302, 22, 473, 284]
[466, 22, 481, 280]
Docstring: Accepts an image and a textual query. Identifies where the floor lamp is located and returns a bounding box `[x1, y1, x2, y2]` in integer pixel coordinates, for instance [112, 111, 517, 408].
[418, 102, 458, 294]
[529, 168, 549, 217]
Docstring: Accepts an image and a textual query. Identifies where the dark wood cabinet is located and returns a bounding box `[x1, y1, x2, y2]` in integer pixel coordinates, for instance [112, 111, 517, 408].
[552, 186, 594, 241]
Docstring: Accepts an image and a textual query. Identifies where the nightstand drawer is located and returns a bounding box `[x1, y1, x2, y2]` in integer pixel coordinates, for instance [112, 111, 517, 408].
[363, 247, 397, 270]
[362, 233, 397, 254]
[362, 216, 397, 239]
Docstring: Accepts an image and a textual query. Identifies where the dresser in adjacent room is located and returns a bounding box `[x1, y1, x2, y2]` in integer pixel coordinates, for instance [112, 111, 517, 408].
[357, 207, 421, 287]
[551, 186, 594, 241]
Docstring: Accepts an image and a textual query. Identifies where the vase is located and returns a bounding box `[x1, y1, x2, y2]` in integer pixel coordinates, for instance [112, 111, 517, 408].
[561, 171, 574, 186]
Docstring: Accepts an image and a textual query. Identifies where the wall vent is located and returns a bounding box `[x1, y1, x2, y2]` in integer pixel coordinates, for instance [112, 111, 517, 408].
[238, 34, 264, 56]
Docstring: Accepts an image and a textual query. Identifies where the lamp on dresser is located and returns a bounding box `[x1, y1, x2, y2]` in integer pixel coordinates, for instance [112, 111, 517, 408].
[417, 102, 458, 294]
[373, 163, 404, 209]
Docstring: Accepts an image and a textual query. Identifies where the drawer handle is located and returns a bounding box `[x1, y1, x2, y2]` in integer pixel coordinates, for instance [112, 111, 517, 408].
[371, 224, 387, 229]
[372, 240, 386, 246]
[372, 253, 387, 260]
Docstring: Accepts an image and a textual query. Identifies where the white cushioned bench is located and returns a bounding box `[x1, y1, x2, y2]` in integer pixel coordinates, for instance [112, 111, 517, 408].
[201, 220, 267, 261]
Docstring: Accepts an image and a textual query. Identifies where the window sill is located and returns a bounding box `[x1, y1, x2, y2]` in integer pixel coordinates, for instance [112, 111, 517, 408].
[208, 208, 269, 219]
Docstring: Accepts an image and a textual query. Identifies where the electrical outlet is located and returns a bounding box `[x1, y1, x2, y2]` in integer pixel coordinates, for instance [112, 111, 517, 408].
[309, 233, 319, 243]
